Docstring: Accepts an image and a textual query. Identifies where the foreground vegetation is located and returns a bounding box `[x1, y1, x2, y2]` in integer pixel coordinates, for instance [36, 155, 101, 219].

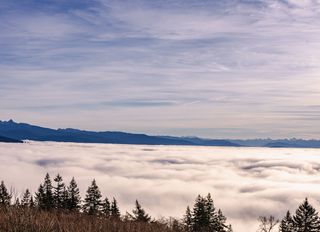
[0, 173, 232, 232]
[0, 174, 320, 232]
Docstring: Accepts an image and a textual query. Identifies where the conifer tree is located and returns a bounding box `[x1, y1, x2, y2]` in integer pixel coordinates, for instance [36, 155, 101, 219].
[84, 179, 102, 215]
[293, 198, 320, 232]
[184, 206, 193, 232]
[53, 174, 65, 209]
[279, 211, 294, 232]
[131, 200, 151, 223]
[192, 195, 208, 232]
[102, 197, 111, 217]
[0, 181, 11, 206]
[62, 187, 69, 210]
[43, 173, 54, 210]
[21, 189, 32, 207]
[206, 193, 219, 230]
[35, 174, 54, 210]
[111, 197, 121, 219]
[67, 177, 81, 211]
[35, 184, 45, 209]
[187, 194, 230, 232]
[216, 209, 228, 232]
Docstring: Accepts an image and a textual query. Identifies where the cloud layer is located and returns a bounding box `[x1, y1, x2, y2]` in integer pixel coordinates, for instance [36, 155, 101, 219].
[1, 0, 320, 138]
[1, 142, 320, 231]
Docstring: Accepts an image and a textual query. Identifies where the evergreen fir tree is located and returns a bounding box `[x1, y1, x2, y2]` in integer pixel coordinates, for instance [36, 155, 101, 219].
[43, 173, 54, 210]
[188, 194, 230, 232]
[206, 193, 219, 231]
[184, 206, 193, 232]
[192, 195, 208, 232]
[0, 181, 11, 206]
[216, 209, 228, 232]
[131, 200, 151, 223]
[293, 198, 320, 232]
[61, 186, 69, 210]
[67, 177, 81, 211]
[35, 184, 45, 209]
[21, 189, 32, 207]
[102, 197, 111, 217]
[53, 174, 65, 209]
[111, 197, 121, 219]
[84, 179, 102, 215]
[279, 211, 294, 232]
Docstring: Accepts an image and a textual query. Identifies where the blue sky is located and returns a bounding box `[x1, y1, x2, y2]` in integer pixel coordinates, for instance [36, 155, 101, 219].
[1, 0, 320, 138]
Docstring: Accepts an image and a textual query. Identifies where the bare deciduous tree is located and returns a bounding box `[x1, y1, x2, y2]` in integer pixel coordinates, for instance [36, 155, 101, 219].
[257, 215, 279, 232]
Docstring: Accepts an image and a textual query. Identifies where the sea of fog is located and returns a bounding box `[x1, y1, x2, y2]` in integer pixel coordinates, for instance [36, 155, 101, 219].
[1, 142, 320, 231]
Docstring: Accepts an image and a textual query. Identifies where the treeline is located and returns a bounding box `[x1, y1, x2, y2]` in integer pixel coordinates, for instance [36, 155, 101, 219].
[1, 174, 319, 232]
[0, 173, 232, 232]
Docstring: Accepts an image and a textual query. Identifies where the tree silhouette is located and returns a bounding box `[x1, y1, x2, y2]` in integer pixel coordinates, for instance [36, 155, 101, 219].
[257, 216, 279, 232]
[35, 184, 45, 209]
[185, 194, 231, 232]
[67, 177, 81, 211]
[293, 198, 320, 232]
[21, 189, 32, 207]
[0, 181, 11, 206]
[43, 173, 54, 210]
[131, 200, 151, 223]
[111, 197, 121, 219]
[192, 195, 208, 232]
[102, 197, 111, 217]
[53, 174, 66, 209]
[279, 211, 294, 232]
[84, 179, 102, 215]
[184, 206, 192, 232]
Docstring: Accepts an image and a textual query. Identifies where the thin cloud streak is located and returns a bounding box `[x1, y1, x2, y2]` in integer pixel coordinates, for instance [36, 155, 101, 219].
[1, 0, 320, 138]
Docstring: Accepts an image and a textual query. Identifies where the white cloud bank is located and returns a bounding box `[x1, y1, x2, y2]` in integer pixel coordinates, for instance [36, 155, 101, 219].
[1, 142, 320, 231]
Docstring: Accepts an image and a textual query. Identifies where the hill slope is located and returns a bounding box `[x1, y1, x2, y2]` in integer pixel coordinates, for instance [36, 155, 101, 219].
[0, 134, 22, 143]
[0, 120, 239, 146]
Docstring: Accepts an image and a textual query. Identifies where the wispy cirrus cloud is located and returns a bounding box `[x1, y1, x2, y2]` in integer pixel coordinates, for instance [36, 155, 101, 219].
[1, 0, 320, 138]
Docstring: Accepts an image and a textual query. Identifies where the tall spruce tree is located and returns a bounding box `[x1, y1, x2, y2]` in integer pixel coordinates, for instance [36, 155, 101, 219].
[43, 173, 54, 210]
[35, 184, 45, 209]
[279, 211, 294, 232]
[0, 181, 11, 206]
[216, 209, 228, 232]
[21, 189, 32, 207]
[111, 197, 121, 219]
[84, 179, 102, 215]
[192, 195, 209, 232]
[131, 200, 151, 223]
[102, 197, 111, 217]
[293, 198, 320, 232]
[184, 206, 193, 232]
[53, 174, 65, 209]
[35, 174, 54, 210]
[67, 177, 81, 211]
[186, 194, 230, 232]
[206, 193, 220, 231]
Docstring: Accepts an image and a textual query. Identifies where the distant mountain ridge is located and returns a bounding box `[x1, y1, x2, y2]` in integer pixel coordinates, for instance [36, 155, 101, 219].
[0, 134, 22, 143]
[1, 120, 320, 148]
[0, 120, 238, 146]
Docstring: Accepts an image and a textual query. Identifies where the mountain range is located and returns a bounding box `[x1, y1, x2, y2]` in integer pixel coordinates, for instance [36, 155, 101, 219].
[1, 120, 320, 148]
[0, 134, 22, 143]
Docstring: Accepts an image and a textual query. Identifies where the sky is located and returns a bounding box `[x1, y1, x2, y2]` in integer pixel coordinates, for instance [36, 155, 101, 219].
[2, 142, 320, 232]
[1, 0, 320, 138]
